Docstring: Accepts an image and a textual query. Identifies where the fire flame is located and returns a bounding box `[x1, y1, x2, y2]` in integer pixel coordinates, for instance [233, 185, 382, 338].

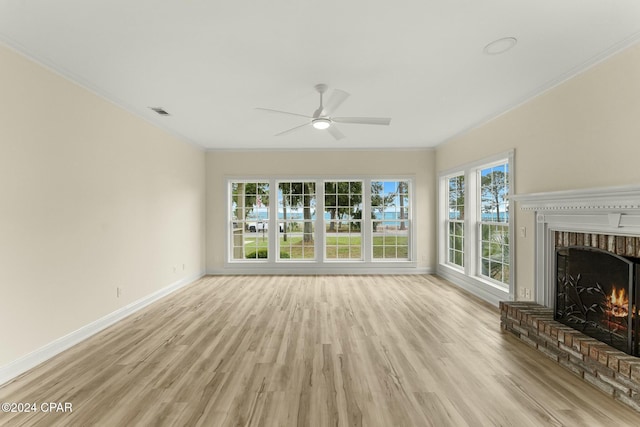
[606, 286, 629, 318]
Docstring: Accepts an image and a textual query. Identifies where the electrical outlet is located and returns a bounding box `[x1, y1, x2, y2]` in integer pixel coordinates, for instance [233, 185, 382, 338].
[524, 288, 531, 299]
[116, 287, 121, 298]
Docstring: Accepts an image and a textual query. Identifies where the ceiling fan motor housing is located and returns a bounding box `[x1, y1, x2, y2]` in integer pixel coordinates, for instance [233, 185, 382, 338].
[312, 117, 331, 129]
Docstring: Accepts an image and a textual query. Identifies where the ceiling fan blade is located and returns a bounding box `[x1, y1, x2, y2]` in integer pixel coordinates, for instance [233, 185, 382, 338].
[275, 122, 309, 136]
[332, 117, 391, 126]
[323, 89, 350, 115]
[326, 125, 345, 140]
[255, 107, 312, 119]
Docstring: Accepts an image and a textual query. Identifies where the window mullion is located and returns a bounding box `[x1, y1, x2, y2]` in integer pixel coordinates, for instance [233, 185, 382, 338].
[269, 178, 277, 263]
[317, 180, 325, 263]
[364, 179, 371, 262]
[466, 170, 478, 277]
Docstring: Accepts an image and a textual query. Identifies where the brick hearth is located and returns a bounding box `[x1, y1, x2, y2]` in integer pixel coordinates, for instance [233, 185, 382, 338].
[500, 301, 640, 413]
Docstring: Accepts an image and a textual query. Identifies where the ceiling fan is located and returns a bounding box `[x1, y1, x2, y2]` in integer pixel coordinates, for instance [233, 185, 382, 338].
[256, 84, 391, 140]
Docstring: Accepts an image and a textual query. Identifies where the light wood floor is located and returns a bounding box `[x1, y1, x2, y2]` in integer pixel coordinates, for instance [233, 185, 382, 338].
[1, 275, 640, 426]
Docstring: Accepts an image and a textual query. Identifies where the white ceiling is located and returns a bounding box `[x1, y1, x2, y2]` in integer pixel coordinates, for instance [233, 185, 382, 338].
[1, 1, 639, 150]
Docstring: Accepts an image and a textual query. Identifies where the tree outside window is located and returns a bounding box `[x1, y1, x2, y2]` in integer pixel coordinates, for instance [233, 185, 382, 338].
[371, 180, 410, 259]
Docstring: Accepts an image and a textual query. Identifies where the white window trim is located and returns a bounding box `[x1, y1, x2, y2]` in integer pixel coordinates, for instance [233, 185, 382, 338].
[322, 179, 366, 262]
[437, 150, 515, 305]
[368, 179, 413, 263]
[443, 172, 465, 271]
[224, 175, 417, 273]
[275, 180, 318, 263]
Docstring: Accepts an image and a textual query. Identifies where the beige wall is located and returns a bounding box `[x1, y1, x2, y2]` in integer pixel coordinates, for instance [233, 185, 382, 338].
[436, 42, 640, 297]
[0, 45, 206, 367]
[206, 149, 435, 271]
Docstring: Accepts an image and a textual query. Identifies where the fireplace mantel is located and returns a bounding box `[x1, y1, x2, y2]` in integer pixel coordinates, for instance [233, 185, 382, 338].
[513, 184, 640, 212]
[513, 185, 640, 307]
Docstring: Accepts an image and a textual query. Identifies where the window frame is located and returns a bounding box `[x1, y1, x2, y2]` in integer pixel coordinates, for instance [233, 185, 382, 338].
[323, 179, 365, 261]
[370, 179, 412, 261]
[276, 180, 318, 262]
[437, 151, 515, 304]
[477, 161, 510, 286]
[444, 173, 465, 270]
[225, 176, 415, 271]
[228, 180, 271, 262]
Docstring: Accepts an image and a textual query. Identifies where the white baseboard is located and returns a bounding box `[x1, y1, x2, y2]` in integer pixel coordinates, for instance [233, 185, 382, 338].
[206, 267, 435, 275]
[0, 272, 205, 387]
[436, 265, 509, 307]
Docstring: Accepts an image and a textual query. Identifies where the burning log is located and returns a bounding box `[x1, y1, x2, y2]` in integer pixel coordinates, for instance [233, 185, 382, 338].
[605, 286, 629, 318]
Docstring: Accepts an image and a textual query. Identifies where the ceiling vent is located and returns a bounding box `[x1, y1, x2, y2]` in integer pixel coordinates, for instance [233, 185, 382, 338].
[150, 107, 170, 116]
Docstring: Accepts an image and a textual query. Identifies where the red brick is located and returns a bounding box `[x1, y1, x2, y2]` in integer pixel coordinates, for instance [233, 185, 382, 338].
[523, 313, 532, 326]
[531, 317, 540, 330]
[581, 339, 601, 357]
[614, 372, 640, 394]
[559, 357, 584, 377]
[599, 349, 613, 366]
[565, 335, 573, 347]
[572, 335, 586, 353]
[537, 319, 547, 333]
[589, 345, 600, 361]
[559, 343, 584, 360]
[519, 310, 528, 322]
[598, 372, 632, 395]
[607, 352, 633, 373]
[631, 364, 640, 382]
[571, 355, 598, 376]
[538, 344, 560, 362]
[512, 324, 529, 337]
[619, 359, 640, 379]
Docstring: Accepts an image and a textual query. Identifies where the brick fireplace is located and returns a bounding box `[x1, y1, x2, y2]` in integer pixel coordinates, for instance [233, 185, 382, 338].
[555, 232, 639, 356]
[505, 185, 640, 412]
[500, 302, 640, 411]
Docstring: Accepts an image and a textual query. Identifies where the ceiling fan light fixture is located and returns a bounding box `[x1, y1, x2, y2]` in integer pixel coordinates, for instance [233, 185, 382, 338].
[312, 118, 332, 130]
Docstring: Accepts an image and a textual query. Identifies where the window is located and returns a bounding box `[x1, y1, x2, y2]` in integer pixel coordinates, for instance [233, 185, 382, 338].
[479, 163, 510, 284]
[230, 181, 269, 260]
[446, 175, 464, 268]
[227, 177, 415, 268]
[278, 181, 316, 260]
[371, 180, 410, 259]
[438, 152, 513, 297]
[324, 180, 363, 260]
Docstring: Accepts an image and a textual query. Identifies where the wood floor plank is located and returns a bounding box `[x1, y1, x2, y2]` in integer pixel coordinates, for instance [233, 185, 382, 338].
[2, 274, 640, 426]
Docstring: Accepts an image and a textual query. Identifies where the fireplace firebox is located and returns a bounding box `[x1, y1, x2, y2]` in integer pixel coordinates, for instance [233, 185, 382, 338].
[556, 246, 640, 356]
